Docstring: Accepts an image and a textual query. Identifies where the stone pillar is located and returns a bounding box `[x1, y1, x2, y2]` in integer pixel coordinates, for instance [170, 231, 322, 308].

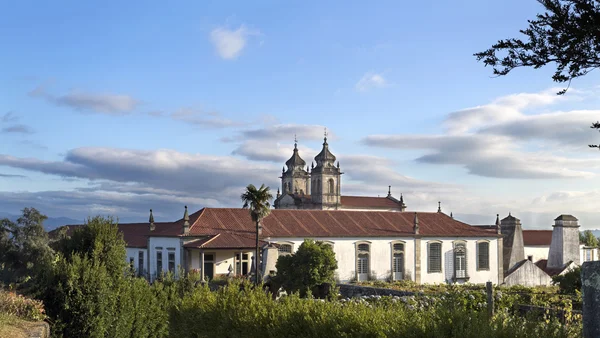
[200, 251, 205, 281]
[497, 237, 504, 284]
[582, 261, 600, 338]
[261, 244, 279, 281]
[414, 238, 421, 283]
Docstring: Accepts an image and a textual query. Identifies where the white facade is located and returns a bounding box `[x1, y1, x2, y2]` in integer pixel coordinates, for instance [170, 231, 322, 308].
[148, 237, 182, 281]
[524, 246, 549, 264]
[268, 236, 498, 284]
[126, 247, 148, 277]
[580, 245, 599, 265]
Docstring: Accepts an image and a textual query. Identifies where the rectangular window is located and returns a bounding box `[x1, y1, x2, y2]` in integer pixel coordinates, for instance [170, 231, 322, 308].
[129, 257, 134, 269]
[428, 242, 442, 273]
[585, 249, 593, 262]
[477, 242, 490, 270]
[138, 251, 144, 276]
[168, 252, 176, 272]
[156, 251, 163, 275]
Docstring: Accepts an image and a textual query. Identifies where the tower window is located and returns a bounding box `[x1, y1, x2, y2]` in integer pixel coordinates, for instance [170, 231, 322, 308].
[328, 179, 334, 194]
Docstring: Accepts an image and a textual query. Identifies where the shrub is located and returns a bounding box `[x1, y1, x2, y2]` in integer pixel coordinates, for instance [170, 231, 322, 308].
[0, 290, 45, 321]
[274, 239, 337, 297]
[170, 281, 580, 338]
[552, 267, 582, 295]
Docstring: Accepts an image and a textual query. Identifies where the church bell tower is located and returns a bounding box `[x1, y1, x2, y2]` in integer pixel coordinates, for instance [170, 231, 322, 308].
[280, 137, 310, 195]
[311, 130, 342, 209]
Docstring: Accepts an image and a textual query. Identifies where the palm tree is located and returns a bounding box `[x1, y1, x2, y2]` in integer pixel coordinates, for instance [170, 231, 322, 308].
[241, 184, 273, 285]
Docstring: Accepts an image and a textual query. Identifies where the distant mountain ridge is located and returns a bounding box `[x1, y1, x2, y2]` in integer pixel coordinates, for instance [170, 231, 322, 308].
[0, 212, 80, 231]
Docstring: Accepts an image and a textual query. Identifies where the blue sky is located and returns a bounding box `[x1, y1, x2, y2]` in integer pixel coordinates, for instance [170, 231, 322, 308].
[1, 0, 600, 229]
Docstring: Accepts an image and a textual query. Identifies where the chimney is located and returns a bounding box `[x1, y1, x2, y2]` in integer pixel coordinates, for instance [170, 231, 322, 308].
[413, 212, 419, 235]
[149, 209, 155, 231]
[547, 215, 580, 269]
[501, 213, 525, 274]
[183, 206, 190, 235]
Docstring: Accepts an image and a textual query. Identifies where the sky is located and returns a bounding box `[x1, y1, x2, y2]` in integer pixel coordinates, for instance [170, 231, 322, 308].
[1, 0, 600, 229]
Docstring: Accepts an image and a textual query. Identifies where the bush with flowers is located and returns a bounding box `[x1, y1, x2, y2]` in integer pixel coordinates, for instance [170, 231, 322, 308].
[0, 290, 45, 321]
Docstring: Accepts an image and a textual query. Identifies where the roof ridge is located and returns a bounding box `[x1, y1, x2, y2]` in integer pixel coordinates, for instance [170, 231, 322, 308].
[199, 233, 220, 248]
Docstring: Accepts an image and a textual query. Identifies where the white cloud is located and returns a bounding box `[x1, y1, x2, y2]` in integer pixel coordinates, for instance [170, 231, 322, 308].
[209, 25, 258, 60]
[363, 88, 600, 179]
[355, 72, 387, 92]
[29, 85, 138, 115]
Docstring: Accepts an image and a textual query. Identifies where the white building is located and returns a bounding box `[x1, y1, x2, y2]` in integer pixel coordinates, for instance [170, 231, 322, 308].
[104, 206, 500, 284]
[55, 137, 596, 287]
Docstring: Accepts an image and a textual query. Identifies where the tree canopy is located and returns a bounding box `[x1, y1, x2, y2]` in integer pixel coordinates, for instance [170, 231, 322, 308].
[241, 184, 273, 226]
[274, 239, 338, 297]
[475, 0, 600, 148]
[475, 0, 600, 94]
[0, 207, 53, 286]
[579, 230, 599, 247]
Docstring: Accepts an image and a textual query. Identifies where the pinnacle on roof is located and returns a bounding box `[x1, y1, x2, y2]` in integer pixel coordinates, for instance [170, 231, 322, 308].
[149, 209, 154, 224]
[183, 205, 189, 226]
[437, 201, 442, 213]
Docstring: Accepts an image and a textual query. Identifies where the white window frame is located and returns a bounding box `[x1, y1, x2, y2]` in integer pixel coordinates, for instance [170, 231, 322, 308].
[453, 240, 468, 280]
[276, 241, 294, 256]
[355, 241, 371, 281]
[390, 240, 405, 281]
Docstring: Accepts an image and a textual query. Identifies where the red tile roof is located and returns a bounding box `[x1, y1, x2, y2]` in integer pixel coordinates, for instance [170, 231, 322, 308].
[523, 230, 553, 246]
[184, 233, 270, 249]
[279, 194, 402, 209]
[340, 196, 401, 209]
[51, 222, 181, 248]
[534, 259, 568, 276]
[187, 208, 496, 238]
[52, 208, 496, 250]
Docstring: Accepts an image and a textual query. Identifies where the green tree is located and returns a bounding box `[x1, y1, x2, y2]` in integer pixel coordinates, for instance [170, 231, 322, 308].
[0, 207, 53, 287]
[274, 239, 338, 297]
[41, 216, 172, 337]
[579, 230, 599, 247]
[241, 184, 273, 285]
[53, 216, 127, 278]
[552, 266, 582, 294]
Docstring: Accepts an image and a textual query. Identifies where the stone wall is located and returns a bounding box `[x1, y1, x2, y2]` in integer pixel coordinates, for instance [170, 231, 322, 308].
[504, 260, 551, 287]
[338, 284, 414, 298]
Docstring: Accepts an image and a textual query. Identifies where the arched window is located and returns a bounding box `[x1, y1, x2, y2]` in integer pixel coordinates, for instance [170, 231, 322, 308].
[391, 241, 405, 281]
[356, 242, 371, 281]
[277, 242, 293, 257]
[454, 241, 467, 279]
[428, 241, 442, 273]
[477, 241, 489, 271]
[328, 179, 334, 194]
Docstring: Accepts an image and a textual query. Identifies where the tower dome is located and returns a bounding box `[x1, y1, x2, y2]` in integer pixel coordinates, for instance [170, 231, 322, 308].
[314, 135, 336, 169]
[285, 142, 306, 171]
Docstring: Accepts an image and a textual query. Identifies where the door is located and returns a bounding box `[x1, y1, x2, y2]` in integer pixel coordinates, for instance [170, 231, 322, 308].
[357, 254, 369, 281]
[235, 253, 249, 276]
[204, 254, 214, 280]
[393, 253, 404, 280]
